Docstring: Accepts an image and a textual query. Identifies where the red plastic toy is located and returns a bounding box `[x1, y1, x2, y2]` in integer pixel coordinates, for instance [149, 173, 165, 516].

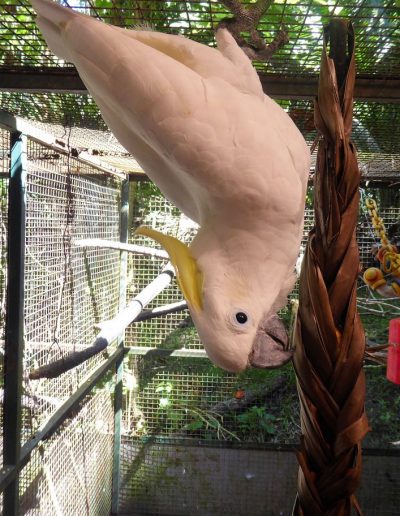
[387, 318, 400, 385]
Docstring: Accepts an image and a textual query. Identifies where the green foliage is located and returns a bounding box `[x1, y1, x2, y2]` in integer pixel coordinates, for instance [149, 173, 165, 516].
[182, 408, 240, 441]
[361, 313, 390, 344]
[0, 0, 48, 67]
[151, 379, 239, 440]
[237, 406, 277, 440]
[364, 365, 400, 448]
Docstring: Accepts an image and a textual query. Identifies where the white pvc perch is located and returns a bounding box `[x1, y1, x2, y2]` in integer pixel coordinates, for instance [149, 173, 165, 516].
[95, 264, 175, 344]
[29, 264, 175, 379]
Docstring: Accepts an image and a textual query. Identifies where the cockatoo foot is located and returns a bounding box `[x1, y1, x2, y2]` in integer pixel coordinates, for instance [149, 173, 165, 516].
[249, 314, 293, 368]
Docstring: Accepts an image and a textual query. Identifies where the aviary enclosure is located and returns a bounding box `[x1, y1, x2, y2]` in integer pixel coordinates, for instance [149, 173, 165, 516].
[0, 1, 399, 515]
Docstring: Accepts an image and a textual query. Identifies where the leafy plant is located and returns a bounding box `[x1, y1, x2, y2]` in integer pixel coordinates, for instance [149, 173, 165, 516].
[183, 408, 240, 441]
[236, 406, 277, 442]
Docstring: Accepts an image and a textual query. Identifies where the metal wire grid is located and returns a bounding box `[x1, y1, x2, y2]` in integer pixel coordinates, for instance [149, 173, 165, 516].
[22, 138, 122, 442]
[123, 351, 303, 445]
[1, 1, 399, 77]
[125, 181, 399, 354]
[121, 181, 399, 450]
[126, 181, 201, 350]
[127, 358, 239, 438]
[118, 367, 400, 513]
[18, 382, 115, 516]
[0, 129, 9, 473]
[0, 91, 398, 180]
[118, 441, 400, 515]
[303, 192, 400, 273]
[0, 98, 142, 172]
[118, 442, 298, 516]
[252, 0, 399, 78]
[291, 100, 400, 158]
[0, 91, 109, 130]
[357, 204, 400, 270]
[0, 0, 63, 69]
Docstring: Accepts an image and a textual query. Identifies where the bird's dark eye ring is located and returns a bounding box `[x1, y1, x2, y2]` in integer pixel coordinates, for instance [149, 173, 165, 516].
[235, 312, 248, 324]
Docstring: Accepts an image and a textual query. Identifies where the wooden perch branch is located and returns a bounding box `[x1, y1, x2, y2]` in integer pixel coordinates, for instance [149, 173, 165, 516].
[211, 375, 286, 414]
[74, 238, 169, 260]
[28, 264, 175, 379]
[28, 338, 109, 380]
[134, 300, 187, 322]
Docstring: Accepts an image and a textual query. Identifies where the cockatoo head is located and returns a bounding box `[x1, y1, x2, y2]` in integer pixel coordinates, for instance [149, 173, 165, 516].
[136, 226, 293, 372]
[190, 289, 292, 373]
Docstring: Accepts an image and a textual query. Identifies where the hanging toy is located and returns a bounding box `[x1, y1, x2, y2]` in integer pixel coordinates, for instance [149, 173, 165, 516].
[362, 198, 400, 297]
[387, 318, 400, 385]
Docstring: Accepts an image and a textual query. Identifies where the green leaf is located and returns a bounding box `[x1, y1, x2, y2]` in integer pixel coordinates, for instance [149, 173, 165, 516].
[184, 420, 204, 431]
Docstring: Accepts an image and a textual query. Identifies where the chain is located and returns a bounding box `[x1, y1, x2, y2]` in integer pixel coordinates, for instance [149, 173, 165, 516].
[365, 198, 394, 251]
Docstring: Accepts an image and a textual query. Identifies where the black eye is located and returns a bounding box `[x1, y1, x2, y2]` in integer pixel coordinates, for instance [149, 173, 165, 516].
[235, 312, 248, 324]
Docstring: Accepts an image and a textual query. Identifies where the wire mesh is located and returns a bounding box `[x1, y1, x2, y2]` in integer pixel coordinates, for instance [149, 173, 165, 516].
[119, 441, 299, 516]
[123, 179, 400, 452]
[0, 0, 399, 181]
[19, 379, 115, 516]
[0, 92, 108, 130]
[0, 2, 399, 504]
[118, 439, 400, 515]
[1, 92, 398, 180]
[123, 356, 400, 449]
[0, 129, 9, 470]
[22, 137, 122, 443]
[0, 0, 399, 77]
[127, 181, 201, 351]
[126, 180, 399, 350]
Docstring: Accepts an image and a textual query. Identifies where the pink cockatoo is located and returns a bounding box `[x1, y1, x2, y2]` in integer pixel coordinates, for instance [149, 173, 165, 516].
[31, 0, 310, 372]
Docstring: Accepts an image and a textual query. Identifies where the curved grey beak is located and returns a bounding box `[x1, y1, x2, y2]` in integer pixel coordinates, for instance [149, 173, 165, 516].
[249, 313, 293, 368]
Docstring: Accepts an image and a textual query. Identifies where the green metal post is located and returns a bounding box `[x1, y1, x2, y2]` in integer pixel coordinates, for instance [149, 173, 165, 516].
[3, 131, 27, 515]
[111, 177, 130, 514]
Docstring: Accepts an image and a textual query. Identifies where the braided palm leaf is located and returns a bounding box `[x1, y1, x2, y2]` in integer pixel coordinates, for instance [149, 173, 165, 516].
[293, 20, 370, 516]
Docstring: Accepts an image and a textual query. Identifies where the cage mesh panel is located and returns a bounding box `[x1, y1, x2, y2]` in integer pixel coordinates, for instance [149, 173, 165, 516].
[124, 181, 399, 447]
[356, 192, 400, 324]
[0, 93, 399, 181]
[118, 441, 400, 516]
[0, 129, 9, 469]
[119, 442, 299, 516]
[126, 357, 238, 439]
[0, 1, 398, 77]
[127, 181, 201, 350]
[358, 204, 400, 270]
[19, 383, 114, 516]
[119, 358, 399, 514]
[123, 355, 302, 445]
[126, 180, 400, 352]
[22, 138, 121, 441]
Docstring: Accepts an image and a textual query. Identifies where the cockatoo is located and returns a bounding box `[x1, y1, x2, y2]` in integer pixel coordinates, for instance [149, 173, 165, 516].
[31, 0, 310, 372]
